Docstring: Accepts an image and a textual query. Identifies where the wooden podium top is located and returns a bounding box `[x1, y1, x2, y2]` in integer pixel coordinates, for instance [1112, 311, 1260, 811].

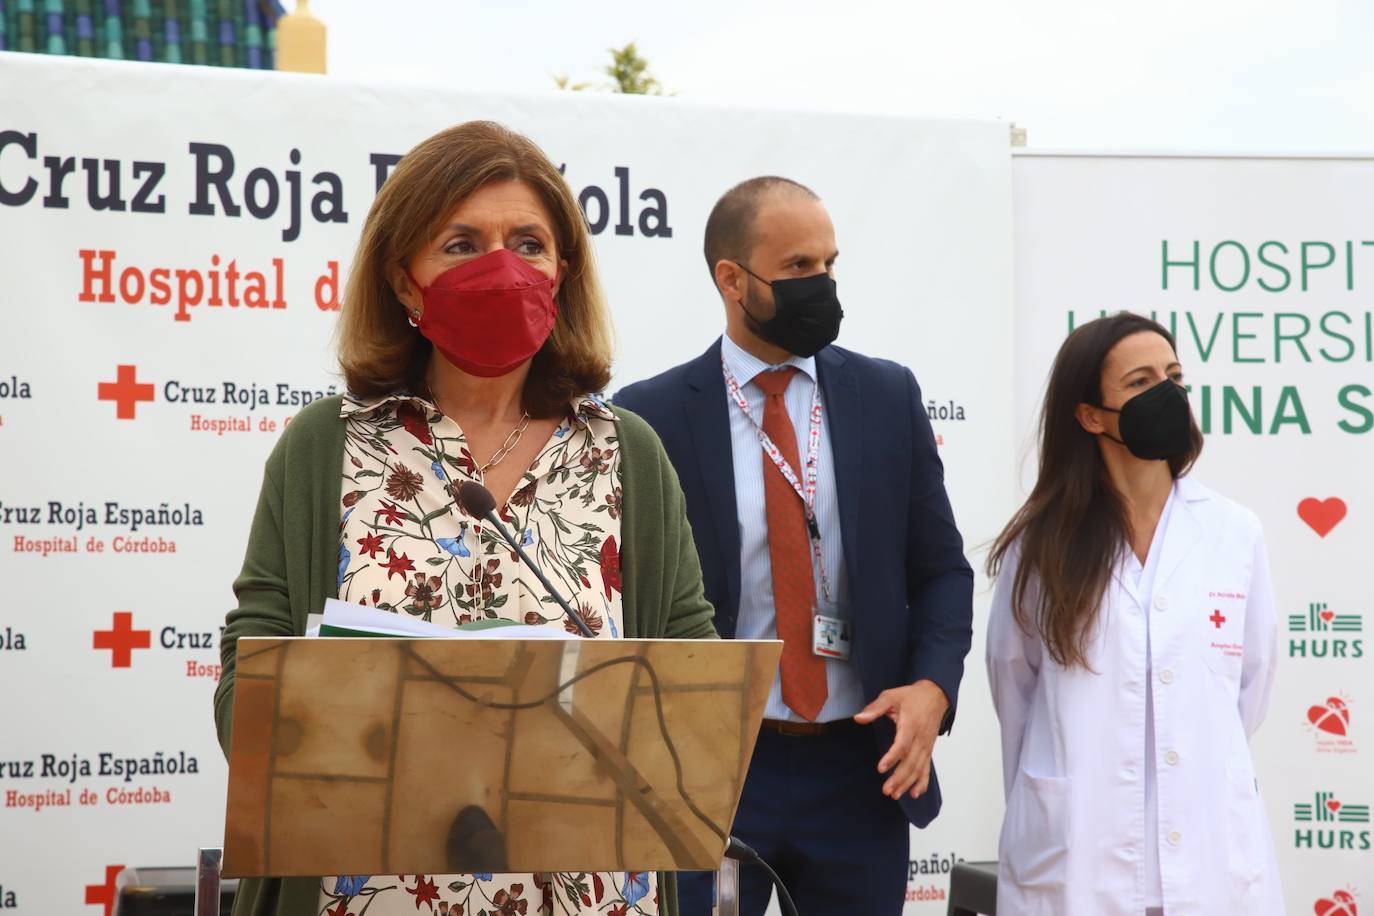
[222, 636, 780, 877]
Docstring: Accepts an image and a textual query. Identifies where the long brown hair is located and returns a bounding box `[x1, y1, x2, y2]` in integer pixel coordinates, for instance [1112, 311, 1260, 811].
[337, 121, 613, 418]
[988, 313, 1204, 668]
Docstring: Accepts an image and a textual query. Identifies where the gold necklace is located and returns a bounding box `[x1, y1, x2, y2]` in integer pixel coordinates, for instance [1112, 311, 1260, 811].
[476, 412, 531, 475]
[422, 381, 531, 476]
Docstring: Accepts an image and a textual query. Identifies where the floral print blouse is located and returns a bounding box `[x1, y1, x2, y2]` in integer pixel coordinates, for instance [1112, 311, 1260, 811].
[321, 391, 657, 916]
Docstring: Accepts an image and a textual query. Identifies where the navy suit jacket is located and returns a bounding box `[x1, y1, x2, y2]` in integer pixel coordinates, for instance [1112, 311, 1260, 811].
[615, 339, 974, 828]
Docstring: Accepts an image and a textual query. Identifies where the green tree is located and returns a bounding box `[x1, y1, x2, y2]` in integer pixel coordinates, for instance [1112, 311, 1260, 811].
[552, 73, 592, 92]
[553, 42, 669, 95]
[603, 42, 665, 95]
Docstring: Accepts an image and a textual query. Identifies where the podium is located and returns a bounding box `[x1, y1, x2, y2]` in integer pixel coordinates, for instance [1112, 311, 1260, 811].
[222, 636, 781, 879]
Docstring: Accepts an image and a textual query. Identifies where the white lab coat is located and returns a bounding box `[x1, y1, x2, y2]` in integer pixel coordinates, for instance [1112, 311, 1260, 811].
[986, 477, 1283, 916]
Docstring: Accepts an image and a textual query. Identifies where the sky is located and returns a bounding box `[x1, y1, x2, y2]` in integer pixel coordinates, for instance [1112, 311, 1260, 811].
[305, 0, 1374, 154]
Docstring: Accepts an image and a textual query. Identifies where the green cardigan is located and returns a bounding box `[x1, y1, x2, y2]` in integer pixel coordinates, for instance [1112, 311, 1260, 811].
[214, 395, 717, 916]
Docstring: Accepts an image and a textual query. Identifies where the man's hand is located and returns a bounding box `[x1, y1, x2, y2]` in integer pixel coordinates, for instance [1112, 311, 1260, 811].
[853, 679, 950, 799]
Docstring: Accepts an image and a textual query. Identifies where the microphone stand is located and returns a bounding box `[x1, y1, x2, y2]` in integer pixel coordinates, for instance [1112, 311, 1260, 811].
[477, 508, 596, 639]
[725, 838, 799, 916]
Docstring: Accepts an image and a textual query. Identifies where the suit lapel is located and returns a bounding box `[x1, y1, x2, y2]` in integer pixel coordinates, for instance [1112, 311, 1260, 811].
[684, 340, 742, 634]
[817, 347, 861, 589]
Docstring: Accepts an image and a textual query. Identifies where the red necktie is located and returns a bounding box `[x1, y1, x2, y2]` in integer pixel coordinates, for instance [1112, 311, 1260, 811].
[753, 367, 827, 721]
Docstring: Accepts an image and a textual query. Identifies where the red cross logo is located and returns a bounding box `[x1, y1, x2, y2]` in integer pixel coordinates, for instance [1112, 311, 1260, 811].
[85, 864, 124, 916]
[1209, 609, 1227, 629]
[97, 364, 155, 419]
[93, 612, 151, 668]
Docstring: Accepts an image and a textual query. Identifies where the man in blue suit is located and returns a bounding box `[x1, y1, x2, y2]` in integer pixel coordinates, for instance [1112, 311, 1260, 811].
[615, 176, 974, 915]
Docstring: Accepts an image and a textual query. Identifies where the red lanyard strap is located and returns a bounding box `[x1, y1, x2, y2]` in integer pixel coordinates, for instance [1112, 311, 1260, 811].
[721, 357, 833, 606]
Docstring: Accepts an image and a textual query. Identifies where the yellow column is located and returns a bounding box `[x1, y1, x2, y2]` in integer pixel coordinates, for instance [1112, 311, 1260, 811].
[276, 0, 327, 74]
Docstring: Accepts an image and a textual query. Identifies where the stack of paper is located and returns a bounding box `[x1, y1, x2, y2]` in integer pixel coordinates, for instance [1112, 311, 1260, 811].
[309, 598, 574, 640]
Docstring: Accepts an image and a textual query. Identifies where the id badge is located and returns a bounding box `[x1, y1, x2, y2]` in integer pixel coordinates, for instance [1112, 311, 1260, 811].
[812, 613, 851, 660]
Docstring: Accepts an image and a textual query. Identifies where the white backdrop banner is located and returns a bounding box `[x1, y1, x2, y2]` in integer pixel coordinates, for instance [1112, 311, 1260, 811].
[1014, 153, 1373, 915]
[0, 54, 1014, 915]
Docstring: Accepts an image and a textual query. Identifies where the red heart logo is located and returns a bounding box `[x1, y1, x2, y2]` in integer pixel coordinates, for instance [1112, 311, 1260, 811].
[1309, 703, 1350, 736]
[1321, 610, 1336, 622]
[1327, 799, 1343, 813]
[1299, 498, 1348, 538]
[1314, 890, 1357, 916]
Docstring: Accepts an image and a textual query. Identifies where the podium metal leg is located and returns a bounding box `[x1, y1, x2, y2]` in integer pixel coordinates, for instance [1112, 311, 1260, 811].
[714, 857, 740, 916]
[195, 847, 224, 916]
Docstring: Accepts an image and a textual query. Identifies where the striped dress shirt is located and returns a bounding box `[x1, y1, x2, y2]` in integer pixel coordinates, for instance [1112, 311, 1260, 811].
[720, 334, 863, 722]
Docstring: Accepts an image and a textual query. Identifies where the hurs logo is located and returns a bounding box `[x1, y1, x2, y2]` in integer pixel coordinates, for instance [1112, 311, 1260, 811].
[1294, 791, 1371, 852]
[1289, 602, 1364, 659]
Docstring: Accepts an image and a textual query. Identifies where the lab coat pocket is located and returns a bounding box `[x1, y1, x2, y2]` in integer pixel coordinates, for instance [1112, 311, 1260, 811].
[1225, 767, 1267, 886]
[1002, 770, 1072, 889]
[1202, 602, 1245, 682]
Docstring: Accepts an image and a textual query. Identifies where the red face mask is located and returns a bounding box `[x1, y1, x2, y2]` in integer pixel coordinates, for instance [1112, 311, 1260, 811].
[409, 248, 559, 378]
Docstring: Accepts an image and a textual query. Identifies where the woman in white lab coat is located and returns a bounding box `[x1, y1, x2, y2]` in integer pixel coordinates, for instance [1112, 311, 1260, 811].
[986, 313, 1283, 916]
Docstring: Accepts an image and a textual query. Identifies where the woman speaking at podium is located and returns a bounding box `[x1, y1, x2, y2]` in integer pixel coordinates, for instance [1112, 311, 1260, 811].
[985, 313, 1284, 916]
[214, 121, 717, 916]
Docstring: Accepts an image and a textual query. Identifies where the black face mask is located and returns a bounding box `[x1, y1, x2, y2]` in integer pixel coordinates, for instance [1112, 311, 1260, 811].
[1096, 379, 1194, 461]
[736, 263, 844, 358]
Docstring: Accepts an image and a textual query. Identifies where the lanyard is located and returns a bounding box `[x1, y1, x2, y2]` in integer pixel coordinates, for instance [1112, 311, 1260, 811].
[721, 357, 833, 605]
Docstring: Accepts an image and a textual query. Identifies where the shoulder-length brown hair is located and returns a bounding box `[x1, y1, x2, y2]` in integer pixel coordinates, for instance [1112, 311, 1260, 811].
[337, 121, 613, 418]
[987, 313, 1204, 668]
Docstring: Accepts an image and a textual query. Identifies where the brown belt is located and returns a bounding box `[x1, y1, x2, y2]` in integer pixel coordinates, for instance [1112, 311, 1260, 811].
[760, 718, 852, 737]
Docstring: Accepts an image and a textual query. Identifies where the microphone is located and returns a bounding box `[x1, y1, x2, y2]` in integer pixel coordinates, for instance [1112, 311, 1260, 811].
[445, 804, 509, 871]
[454, 480, 596, 638]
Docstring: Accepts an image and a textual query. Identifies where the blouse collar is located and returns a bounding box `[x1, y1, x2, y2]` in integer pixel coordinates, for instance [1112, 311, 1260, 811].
[340, 390, 616, 427]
